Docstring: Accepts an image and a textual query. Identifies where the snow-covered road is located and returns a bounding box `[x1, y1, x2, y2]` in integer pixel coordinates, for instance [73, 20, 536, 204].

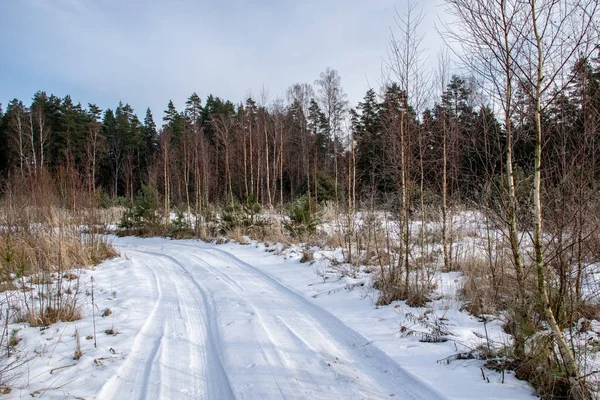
[98, 239, 447, 400]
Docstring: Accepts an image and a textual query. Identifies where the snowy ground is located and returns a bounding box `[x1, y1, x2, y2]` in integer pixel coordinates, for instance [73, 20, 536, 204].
[4, 236, 538, 399]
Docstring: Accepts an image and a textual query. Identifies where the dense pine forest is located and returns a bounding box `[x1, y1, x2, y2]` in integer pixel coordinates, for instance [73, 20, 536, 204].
[1, 0, 600, 398]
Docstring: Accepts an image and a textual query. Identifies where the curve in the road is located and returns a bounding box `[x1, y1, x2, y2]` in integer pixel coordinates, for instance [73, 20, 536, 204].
[98, 238, 449, 400]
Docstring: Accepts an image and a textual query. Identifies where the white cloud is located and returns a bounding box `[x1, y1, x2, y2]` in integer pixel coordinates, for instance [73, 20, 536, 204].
[1, 0, 449, 116]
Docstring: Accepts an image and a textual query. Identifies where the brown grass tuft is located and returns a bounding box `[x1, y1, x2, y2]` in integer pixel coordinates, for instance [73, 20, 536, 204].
[458, 254, 518, 316]
[300, 248, 314, 263]
[16, 305, 82, 327]
[226, 227, 248, 244]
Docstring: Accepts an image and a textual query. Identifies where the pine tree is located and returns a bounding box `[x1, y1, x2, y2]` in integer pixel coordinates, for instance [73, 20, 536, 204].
[307, 99, 328, 165]
[163, 100, 185, 147]
[88, 104, 102, 122]
[185, 93, 203, 126]
[201, 95, 235, 143]
[101, 108, 120, 196]
[52, 95, 91, 169]
[353, 89, 383, 191]
[143, 108, 158, 161]
[85, 103, 104, 198]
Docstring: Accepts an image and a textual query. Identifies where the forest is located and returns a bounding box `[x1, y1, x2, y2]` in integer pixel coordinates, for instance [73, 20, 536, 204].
[1, 0, 600, 398]
[1, 60, 597, 214]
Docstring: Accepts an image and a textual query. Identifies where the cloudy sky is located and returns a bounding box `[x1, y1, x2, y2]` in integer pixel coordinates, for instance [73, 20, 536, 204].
[1, 0, 448, 118]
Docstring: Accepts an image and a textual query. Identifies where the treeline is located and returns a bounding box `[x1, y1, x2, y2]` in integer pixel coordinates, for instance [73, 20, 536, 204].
[0, 57, 598, 213]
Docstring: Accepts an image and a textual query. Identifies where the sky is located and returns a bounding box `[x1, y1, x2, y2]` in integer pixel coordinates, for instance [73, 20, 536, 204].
[0, 0, 449, 119]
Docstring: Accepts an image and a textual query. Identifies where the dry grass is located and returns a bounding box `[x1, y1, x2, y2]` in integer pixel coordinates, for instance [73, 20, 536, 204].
[248, 224, 289, 245]
[93, 206, 126, 228]
[196, 225, 218, 243]
[0, 172, 119, 390]
[375, 278, 407, 306]
[457, 253, 520, 316]
[0, 282, 19, 292]
[225, 227, 248, 244]
[0, 226, 116, 279]
[300, 248, 314, 263]
[319, 202, 338, 223]
[500, 331, 592, 400]
[0, 196, 116, 330]
[374, 272, 432, 307]
[15, 305, 83, 327]
[326, 233, 344, 248]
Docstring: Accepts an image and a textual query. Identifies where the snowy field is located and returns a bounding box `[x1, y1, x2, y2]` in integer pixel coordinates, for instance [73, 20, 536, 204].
[1, 235, 541, 399]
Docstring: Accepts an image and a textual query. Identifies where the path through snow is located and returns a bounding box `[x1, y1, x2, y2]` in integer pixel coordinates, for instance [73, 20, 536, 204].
[97, 238, 447, 400]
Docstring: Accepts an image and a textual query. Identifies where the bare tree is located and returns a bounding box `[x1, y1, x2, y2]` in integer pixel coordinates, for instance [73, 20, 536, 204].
[287, 83, 315, 203]
[524, 0, 598, 382]
[444, 0, 599, 389]
[31, 104, 50, 171]
[443, 0, 529, 301]
[86, 119, 101, 197]
[212, 114, 236, 203]
[316, 68, 348, 205]
[25, 113, 37, 176]
[385, 1, 429, 296]
[7, 102, 27, 179]
[160, 128, 172, 225]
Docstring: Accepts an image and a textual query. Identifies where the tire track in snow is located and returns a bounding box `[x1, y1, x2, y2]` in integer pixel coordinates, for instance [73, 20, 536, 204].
[195, 247, 433, 399]
[96, 255, 166, 399]
[96, 249, 235, 400]
[179, 252, 351, 399]
[124, 249, 236, 399]
[129, 240, 449, 400]
[200, 247, 444, 398]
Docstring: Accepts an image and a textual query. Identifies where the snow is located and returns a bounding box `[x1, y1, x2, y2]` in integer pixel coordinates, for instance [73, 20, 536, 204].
[2, 235, 538, 399]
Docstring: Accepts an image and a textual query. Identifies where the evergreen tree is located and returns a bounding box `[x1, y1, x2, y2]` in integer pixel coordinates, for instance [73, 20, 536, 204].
[113, 102, 142, 196]
[163, 100, 178, 126]
[88, 103, 102, 122]
[467, 105, 503, 193]
[201, 95, 235, 142]
[185, 93, 203, 126]
[439, 76, 479, 196]
[143, 108, 158, 161]
[101, 108, 119, 195]
[307, 99, 328, 164]
[378, 83, 406, 193]
[441, 76, 475, 120]
[352, 89, 383, 191]
[54, 95, 89, 165]
[568, 57, 600, 179]
[163, 100, 185, 147]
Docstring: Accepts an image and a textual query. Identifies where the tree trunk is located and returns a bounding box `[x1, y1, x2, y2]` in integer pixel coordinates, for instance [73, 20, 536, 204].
[501, 0, 526, 301]
[531, 0, 578, 378]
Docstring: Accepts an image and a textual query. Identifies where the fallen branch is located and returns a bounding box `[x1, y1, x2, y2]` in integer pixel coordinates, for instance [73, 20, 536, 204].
[49, 363, 77, 375]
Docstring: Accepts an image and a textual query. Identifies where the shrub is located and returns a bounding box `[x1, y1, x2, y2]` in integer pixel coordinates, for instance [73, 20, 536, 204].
[170, 207, 193, 238]
[94, 187, 113, 209]
[300, 247, 314, 263]
[221, 196, 264, 232]
[284, 195, 320, 237]
[297, 171, 337, 203]
[119, 186, 161, 233]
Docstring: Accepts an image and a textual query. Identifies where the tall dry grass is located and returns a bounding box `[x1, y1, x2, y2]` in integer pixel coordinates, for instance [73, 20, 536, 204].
[0, 172, 116, 327]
